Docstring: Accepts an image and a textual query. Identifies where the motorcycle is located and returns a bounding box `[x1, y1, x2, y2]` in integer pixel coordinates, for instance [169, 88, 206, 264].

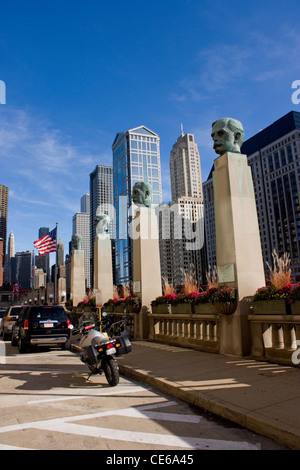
[71, 321, 131, 386]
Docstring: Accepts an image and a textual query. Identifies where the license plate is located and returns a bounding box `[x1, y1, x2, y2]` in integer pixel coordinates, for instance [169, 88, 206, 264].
[106, 347, 116, 355]
[43, 323, 53, 328]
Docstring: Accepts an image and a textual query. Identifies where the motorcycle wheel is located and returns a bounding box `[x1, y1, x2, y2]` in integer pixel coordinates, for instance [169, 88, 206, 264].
[103, 356, 119, 386]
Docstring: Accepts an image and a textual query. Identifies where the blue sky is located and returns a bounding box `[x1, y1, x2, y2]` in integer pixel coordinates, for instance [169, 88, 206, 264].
[0, 0, 299, 261]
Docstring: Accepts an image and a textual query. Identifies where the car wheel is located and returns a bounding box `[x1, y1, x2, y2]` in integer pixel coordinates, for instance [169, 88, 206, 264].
[18, 336, 27, 353]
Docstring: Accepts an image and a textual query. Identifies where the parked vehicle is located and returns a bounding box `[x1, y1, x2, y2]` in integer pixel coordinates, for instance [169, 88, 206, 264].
[15, 305, 72, 353]
[0, 308, 8, 332]
[72, 321, 131, 386]
[1, 305, 25, 341]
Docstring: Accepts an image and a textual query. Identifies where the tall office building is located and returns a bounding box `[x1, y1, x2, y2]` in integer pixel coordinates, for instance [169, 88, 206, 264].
[0, 184, 8, 268]
[73, 195, 91, 289]
[81, 194, 90, 214]
[203, 110, 300, 281]
[170, 131, 203, 201]
[14, 251, 34, 290]
[39, 227, 49, 238]
[57, 239, 64, 267]
[112, 126, 162, 285]
[5, 231, 15, 283]
[0, 238, 3, 287]
[160, 132, 206, 287]
[89, 167, 114, 287]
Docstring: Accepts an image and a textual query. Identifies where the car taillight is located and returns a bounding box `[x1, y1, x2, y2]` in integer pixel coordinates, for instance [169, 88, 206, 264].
[6, 316, 13, 322]
[24, 319, 29, 330]
[106, 343, 114, 349]
[67, 318, 71, 328]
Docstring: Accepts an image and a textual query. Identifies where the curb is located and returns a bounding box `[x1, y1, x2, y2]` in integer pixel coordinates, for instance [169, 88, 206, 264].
[119, 363, 300, 450]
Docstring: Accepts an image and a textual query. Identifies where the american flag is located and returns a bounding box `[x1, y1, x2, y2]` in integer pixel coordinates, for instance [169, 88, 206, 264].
[12, 282, 19, 295]
[33, 227, 57, 255]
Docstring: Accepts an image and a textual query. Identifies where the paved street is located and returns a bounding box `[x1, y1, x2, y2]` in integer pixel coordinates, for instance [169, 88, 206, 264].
[0, 341, 287, 451]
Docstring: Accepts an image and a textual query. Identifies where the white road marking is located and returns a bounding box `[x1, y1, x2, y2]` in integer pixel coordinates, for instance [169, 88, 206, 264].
[0, 400, 261, 450]
[115, 408, 201, 422]
[28, 385, 144, 404]
[35, 421, 259, 450]
[0, 444, 34, 450]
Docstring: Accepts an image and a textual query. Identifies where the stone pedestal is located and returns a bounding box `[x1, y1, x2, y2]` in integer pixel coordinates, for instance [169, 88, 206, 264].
[70, 250, 85, 307]
[93, 234, 113, 306]
[213, 152, 265, 356]
[132, 206, 162, 339]
[58, 277, 66, 305]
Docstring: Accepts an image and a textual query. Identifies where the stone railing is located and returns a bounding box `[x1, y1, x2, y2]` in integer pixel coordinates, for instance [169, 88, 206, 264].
[248, 300, 300, 365]
[102, 300, 300, 366]
[147, 312, 219, 353]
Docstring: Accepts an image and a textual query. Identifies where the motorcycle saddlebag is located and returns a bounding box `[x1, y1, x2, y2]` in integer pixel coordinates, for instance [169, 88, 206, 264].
[84, 345, 99, 365]
[115, 336, 132, 356]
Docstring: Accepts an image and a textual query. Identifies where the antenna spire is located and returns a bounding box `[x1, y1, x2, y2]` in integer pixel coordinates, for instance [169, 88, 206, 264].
[181, 123, 184, 136]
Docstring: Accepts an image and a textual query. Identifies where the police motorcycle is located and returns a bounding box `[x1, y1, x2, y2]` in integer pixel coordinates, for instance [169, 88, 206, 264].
[71, 319, 131, 387]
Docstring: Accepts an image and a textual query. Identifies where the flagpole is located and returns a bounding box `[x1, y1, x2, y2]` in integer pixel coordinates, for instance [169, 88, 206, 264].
[55, 222, 58, 304]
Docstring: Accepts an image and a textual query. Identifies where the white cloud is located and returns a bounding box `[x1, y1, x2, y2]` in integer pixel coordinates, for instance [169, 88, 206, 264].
[1, 107, 108, 252]
[169, 28, 300, 104]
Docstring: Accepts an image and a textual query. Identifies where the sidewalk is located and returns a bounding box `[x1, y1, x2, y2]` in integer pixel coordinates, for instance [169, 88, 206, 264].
[117, 340, 300, 450]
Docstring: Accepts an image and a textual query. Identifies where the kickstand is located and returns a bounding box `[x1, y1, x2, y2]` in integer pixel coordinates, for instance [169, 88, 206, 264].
[86, 371, 93, 381]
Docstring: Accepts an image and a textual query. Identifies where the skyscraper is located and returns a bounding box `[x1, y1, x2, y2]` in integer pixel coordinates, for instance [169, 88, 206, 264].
[160, 132, 206, 287]
[6, 231, 15, 283]
[203, 110, 300, 281]
[81, 194, 90, 214]
[112, 126, 162, 285]
[170, 131, 203, 201]
[15, 251, 34, 290]
[89, 166, 114, 287]
[0, 184, 8, 268]
[73, 195, 91, 289]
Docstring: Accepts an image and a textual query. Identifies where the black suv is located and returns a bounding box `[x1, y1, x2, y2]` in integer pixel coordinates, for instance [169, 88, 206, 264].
[16, 305, 71, 353]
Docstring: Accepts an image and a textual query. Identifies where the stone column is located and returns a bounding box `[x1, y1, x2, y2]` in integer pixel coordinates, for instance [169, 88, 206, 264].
[213, 152, 265, 356]
[132, 206, 162, 339]
[93, 234, 113, 306]
[70, 250, 85, 307]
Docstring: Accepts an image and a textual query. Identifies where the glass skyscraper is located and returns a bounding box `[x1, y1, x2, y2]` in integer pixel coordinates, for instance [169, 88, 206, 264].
[89, 165, 114, 287]
[112, 126, 162, 285]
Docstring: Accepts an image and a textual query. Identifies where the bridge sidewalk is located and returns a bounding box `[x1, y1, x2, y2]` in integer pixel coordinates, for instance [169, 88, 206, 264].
[117, 340, 300, 450]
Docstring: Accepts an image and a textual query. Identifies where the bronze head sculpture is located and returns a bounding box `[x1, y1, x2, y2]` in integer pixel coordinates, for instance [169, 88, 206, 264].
[71, 233, 82, 251]
[94, 209, 110, 237]
[132, 181, 152, 208]
[211, 118, 244, 156]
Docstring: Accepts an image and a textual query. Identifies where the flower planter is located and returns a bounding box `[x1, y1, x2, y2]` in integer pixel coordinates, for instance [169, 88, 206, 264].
[252, 300, 286, 315]
[290, 301, 300, 315]
[151, 304, 171, 314]
[171, 303, 193, 314]
[126, 305, 141, 313]
[211, 301, 237, 315]
[103, 305, 114, 313]
[114, 304, 125, 313]
[194, 303, 215, 314]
